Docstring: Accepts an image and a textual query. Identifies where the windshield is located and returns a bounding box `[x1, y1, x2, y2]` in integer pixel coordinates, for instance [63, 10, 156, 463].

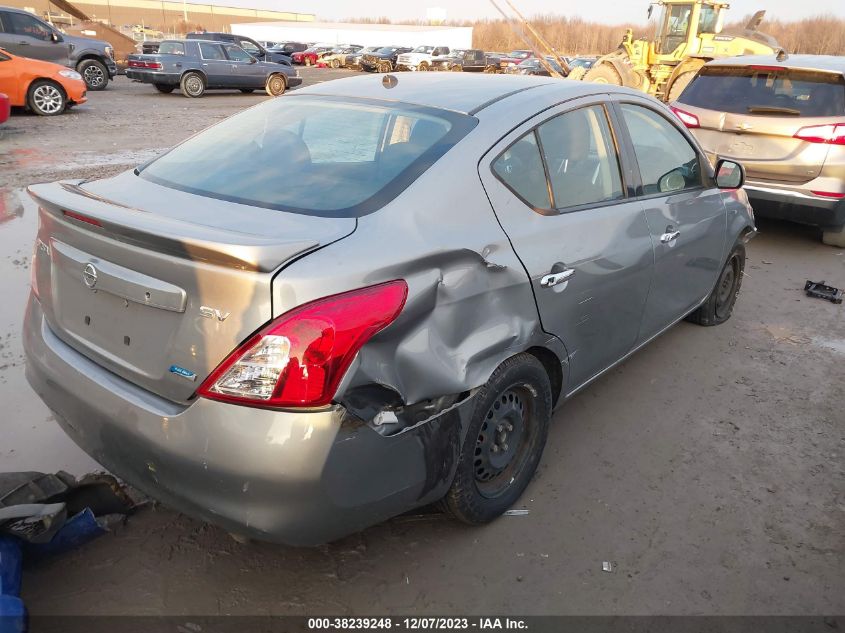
[412, 46, 434, 54]
[678, 67, 845, 117]
[376, 47, 396, 54]
[659, 3, 693, 54]
[139, 96, 477, 218]
[158, 42, 184, 55]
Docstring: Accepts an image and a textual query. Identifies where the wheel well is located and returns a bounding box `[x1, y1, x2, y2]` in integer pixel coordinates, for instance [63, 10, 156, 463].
[76, 54, 105, 66]
[28, 78, 66, 99]
[181, 69, 207, 83]
[525, 346, 564, 406]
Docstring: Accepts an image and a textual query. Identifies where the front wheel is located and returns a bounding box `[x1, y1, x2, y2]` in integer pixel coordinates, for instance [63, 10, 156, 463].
[687, 244, 746, 326]
[330, 58, 340, 68]
[77, 59, 109, 91]
[27, 80, 66, 116]
[377, 61, 391, 73]
[442, 353, 552, 525]
[265, 74, 286, 96]
[180, 71, 205, 98]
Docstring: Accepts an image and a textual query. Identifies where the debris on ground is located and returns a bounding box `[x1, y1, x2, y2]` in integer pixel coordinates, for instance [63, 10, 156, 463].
[804, 280, 843, 304]
[504, 509, 530, 516]
[602, 561, 616, 573]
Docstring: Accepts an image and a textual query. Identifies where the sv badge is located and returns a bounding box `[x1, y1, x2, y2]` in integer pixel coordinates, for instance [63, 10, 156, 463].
[199, 306, 230, 322]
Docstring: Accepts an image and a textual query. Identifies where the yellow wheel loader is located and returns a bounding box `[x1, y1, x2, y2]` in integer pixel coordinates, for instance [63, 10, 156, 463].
[582, 1, 780, 101]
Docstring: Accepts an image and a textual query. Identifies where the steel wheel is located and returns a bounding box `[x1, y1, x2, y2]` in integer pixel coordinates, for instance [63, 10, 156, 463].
[265, 74, 286, 96]
[180, 72, 205, 98]
[714, 252, 741, 320]
[28, 81, 65, 116]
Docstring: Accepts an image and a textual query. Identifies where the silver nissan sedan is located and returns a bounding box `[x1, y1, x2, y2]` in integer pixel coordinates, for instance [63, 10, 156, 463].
[23, 74, 755, 545]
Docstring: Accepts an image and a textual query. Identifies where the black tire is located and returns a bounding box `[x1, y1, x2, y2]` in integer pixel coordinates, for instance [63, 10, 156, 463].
[27, 79, 66, 116]
[583, 62, 622, 86]
[442, 353, 552, 525]
[239, 88, 255, 93]
[418, 61, 429, 72]
[265, 74, 286, 97]
[180, 71, 205, 98]
[330, 58, 340, 69]
[377, 61, 391, 73]
[77, 59, 109, 91]
[687, 244, 746, 326]
[154, 84, 175, 93]
[450, 64, 463, 72]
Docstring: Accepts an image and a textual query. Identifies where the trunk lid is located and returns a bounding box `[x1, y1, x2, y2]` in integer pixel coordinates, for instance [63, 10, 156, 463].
[29, 171, 356, 403]
[675, 65, 845, 184]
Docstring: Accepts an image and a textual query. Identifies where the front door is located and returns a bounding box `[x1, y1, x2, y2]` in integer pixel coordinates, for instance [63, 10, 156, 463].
[0, 10, 69, 65]
[614, 99, 727, 341]
[197, 42, 230, 88]
[223, 44, 264, 88]
[479, 99, 655, 391]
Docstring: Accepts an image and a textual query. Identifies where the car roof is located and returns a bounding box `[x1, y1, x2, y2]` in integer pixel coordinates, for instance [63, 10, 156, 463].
[704, 54, 845, 76]
[294, 73, 631, 115]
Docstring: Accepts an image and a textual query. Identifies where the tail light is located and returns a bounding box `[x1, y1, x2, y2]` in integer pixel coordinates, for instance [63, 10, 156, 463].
[128, 60, 162, 70]
[670, 106, 700, 128]
[793, 124, 845, 146]
[198, 281, 408, 408]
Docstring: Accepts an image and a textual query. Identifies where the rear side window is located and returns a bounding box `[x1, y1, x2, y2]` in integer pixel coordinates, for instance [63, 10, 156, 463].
[493, 133, 551, 209]
[158, 42, 184, 55]
[139, 96, 476, 218]
[621, 104, 701, 195]
[679, 67, 845, 117]
[199, 43, 225, 60]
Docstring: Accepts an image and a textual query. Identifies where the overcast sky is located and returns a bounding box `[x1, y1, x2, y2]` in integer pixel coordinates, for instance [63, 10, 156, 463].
[215, 0, 845, 23]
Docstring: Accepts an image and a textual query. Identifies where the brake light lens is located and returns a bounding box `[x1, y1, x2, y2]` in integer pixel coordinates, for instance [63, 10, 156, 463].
[794, 124, 845, 145]
[670, 105, 700, 128]
[128, 60, 162, 70]
[198, 281, 408, 408]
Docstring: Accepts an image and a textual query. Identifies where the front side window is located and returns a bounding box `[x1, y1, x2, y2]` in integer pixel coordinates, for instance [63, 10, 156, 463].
[620, 103, 701, 195]
[139, 96, 475, 217]
[493, 132, 551, 210]
[537, 105, 623, 209]
[225, 45, 252, 62]
[8, 13, 52, 40]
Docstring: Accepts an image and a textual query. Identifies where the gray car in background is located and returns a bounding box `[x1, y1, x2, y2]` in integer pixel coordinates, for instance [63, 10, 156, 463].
[23, 74, 754, 545]
[0, 5, 117, 90]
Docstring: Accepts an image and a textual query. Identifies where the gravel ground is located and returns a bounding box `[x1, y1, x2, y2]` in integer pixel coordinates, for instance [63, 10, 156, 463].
[0, 71, 843, 617]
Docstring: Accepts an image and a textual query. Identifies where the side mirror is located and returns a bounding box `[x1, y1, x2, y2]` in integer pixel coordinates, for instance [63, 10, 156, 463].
[51, 31, 63, 43]
[647, 4, 653, 19]
[715, 159, 745, 189]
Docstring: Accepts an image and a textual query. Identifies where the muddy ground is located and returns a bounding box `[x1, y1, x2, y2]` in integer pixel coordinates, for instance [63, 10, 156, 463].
[0, 72, 843, 617]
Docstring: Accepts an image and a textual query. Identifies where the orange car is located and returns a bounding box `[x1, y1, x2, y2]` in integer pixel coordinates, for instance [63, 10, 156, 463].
[0, 47, 87, 116]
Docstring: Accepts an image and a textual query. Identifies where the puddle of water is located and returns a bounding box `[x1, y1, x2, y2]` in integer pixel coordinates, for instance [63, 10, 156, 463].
[0, 187, 99, 474]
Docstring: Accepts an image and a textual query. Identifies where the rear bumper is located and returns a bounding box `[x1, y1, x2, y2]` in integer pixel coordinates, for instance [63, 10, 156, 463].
[126, 70, 180, 85]
[23, 294, 459, 545]
[745, 181, 845, 229]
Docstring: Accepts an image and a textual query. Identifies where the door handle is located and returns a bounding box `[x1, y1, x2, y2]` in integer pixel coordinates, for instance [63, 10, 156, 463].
[660, 229, 681, 244]
[540, 268, 575, 288]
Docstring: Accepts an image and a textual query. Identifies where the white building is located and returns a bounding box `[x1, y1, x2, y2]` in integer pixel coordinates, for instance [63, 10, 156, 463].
[231, 21, 473, 49]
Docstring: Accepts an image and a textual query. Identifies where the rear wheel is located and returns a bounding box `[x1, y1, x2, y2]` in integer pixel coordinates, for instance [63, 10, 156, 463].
[265, 74, 286, 97]
[27, 80, 66, 116]
[583, 63, 622, 85]
[687, 244, 746, 326]
[442, 353, 552, 525]
[822, 225, 845, 248]
[77, 59, 109, 91]
[180, 71, 205, 98]
[154, 84, 174, 93]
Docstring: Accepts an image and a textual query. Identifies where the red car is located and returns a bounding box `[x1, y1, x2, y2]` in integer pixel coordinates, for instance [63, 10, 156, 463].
[0, 92, 9, 124]
[497, 50, 533, 70]
[291, 46, 330, 66]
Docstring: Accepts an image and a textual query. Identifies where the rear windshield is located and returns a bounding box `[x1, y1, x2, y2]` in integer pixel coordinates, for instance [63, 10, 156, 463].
[158, 42, 184, 55]
[679, 66, 845, 117]
[138, 96, 476, 218]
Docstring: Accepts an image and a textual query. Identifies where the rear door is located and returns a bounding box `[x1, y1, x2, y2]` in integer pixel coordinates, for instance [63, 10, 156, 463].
[224, 44, 264, 88]
[614, 98, 727, 340]
[0, 10, 69, 65]
[479, 98, 654, 391]
[197, 42, 230, 87]
[676, 65, 845, 183]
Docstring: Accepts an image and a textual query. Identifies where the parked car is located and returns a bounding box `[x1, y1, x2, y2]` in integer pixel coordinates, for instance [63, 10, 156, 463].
[344, 45, 379, 69]
[268, 41, 308, 57]
[320, 45, 362, 68]
[494, 49, 533, 71]
[0, 90, 8, 123]
[126, 39, 301, 98]
[430, 49, 493, 72]
[0, 6, 116, 90]
[23, 74, 754, 546]
[508, 56, 566, 76]
[568, 56, 597, 71]
[672, 54, 845, 247]
[186, 32, 291, 65]
[291, 45, 331, 66]
[0, 47, 86, 115]
[395, 45, 451, 71]
[360, 46, 413, 73]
